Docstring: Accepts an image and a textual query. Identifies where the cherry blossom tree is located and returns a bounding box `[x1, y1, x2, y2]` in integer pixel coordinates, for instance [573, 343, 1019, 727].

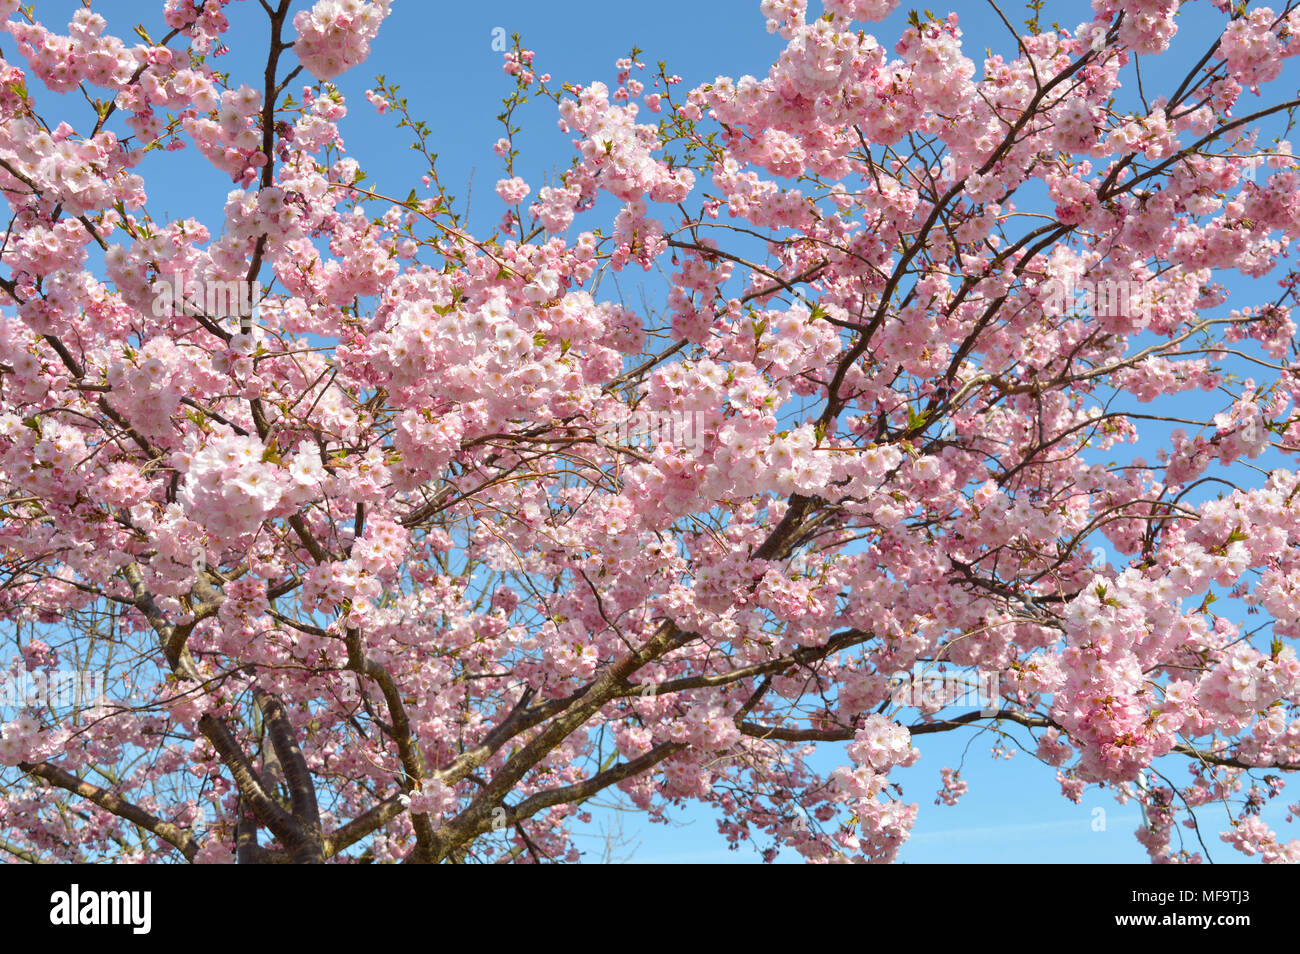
[3, 0, 1300, 864]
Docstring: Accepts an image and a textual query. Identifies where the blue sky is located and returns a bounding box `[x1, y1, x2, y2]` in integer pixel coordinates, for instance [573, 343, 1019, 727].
[13, 0, 1300, 862]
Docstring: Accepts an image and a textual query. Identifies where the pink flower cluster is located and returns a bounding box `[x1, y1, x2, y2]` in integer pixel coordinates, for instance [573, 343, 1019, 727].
[0, 713, 41, 766]
[177, 430, 288, 544]
[292, 0, 392, 80]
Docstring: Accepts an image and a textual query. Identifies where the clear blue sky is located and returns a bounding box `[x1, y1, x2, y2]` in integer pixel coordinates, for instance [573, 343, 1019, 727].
[17, 0, 1300, 863]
